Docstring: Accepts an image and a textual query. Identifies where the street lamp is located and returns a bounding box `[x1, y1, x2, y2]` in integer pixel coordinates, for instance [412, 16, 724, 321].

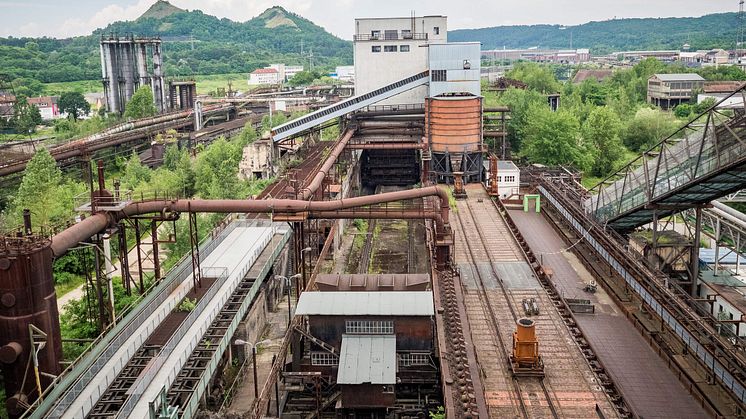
[275, 273, 302, 327]
[234, 338, 272, 399]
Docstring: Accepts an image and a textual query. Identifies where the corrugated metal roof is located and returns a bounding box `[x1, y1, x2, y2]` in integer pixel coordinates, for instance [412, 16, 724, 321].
[653, 73, 705, 82]
[295, 291, 434, 316]
[497, 160, 519, 171]
[337, 335, 396, 385]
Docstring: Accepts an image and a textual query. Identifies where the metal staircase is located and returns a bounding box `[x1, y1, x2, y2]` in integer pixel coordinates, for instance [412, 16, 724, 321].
[293, 326, 339, 356]
[272, 71, 430, 142]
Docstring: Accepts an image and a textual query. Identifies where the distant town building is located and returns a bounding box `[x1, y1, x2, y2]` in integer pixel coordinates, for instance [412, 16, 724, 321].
[610, 50, 679, 62]
[647, 73, 705, 109]
[84, 93, 105, 111]
[482, 48, 591, 64]
[704, 49, 730, 66]
[248, 67, 281, 85]
[0, 94, 15, 121]
[698, 81, 745, 109]
[353, 15, 447, 105]
[269, 63, 304, 82]
[333, 65, 355, 82]
[27, 96, 62, 120]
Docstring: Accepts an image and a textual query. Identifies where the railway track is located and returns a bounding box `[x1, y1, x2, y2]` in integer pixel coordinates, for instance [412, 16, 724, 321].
[454, 190, 559, 419]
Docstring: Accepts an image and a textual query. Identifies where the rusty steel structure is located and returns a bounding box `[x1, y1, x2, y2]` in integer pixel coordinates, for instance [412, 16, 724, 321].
[0, 104, 236, 180]
[538, 173, 746, 415]
[426, 96, 484, 183]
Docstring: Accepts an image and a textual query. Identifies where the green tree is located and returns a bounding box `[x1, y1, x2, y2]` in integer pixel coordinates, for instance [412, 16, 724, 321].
[236, 121, 258, 147]
[582, 107, 625, 177]
[3, 149, 70, 229]
[124, 85, 157, 119]
[58, 91, 91, 120]
[287, 70, 325, 86]
[673, 103, 692, 118]
[121, 151, 151, 190]
[194, 137, 245, 199]
[496, 88, 546, 152]
[622, 108, 679, 151]
[521, 105, 592, 171]
[12, 96, 42, 134]
[506, 62, 561, 94]
[692, 97, 717, 115]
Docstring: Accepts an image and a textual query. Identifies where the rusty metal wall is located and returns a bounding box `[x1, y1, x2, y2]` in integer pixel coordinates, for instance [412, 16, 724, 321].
[0, 239, 62, 416]
[426, 97, 482, 154]
[308, 316, 433, 352]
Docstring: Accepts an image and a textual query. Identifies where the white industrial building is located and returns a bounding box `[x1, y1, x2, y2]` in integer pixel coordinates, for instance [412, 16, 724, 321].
[269, 64, 304, 82]
[334, 65, 355, 82]
[353, 15, 447, 105]
[484, 160, 520, 199]
[248, 68, 280, 85]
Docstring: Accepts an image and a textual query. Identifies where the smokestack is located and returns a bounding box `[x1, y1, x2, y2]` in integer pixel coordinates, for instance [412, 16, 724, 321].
[22, 209, 32, 235]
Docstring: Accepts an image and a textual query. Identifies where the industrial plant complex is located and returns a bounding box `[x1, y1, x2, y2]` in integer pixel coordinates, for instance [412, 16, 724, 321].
[1, 5, 746, 419]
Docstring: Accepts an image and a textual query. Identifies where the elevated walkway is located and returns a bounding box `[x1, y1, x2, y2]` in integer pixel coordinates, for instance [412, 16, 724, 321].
[32, 220, 284, 419]
[271, 71, 430, 142]
[586, 86, 746, 231]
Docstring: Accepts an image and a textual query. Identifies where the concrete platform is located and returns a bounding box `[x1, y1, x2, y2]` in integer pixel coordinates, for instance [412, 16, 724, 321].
[509, 209, 708, 419]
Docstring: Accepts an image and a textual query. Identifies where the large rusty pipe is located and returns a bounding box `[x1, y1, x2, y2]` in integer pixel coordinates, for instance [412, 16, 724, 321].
[346, 143, 426, 150]
[309, 209, 437, 220]
[50, 186, 450, 257]
[298, 128, 354, 200]
[0, 104, 233, 178]
[50, 214, 109, 257]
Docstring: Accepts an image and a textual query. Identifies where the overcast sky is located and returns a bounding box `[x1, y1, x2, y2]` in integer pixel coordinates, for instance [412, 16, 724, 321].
[0, 0, 738, 39]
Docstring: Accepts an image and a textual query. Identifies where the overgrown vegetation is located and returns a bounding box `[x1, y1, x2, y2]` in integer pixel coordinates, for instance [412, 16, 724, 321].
[0, 6, 350, 90]
[488, 60, 746, 184]
[451, 12, 743, 54]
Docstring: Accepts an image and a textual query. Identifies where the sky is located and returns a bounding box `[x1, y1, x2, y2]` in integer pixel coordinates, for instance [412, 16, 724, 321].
[0, 0, 739, 40]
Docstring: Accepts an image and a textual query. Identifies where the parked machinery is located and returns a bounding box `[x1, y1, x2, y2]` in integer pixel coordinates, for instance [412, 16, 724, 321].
[510, 318, 544, 376]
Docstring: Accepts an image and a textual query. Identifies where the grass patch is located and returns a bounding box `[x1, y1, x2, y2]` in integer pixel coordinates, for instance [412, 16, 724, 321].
[43, 79, 104, 95]
[55, 274, 87, 297]
[40, 73, 249, 97]
[192, 73, 247, 95]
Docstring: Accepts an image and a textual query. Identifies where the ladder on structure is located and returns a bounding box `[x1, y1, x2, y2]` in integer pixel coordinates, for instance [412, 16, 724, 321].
[293, 325, 339, 356]
[272, 70, 430, 142]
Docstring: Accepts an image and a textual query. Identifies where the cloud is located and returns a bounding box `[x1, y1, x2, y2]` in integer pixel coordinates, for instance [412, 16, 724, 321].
[0, 0, 738, 39]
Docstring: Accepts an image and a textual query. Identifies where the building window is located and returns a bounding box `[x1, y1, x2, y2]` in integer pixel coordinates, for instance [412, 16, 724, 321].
[384, 30, 398, 40]
[372, 45, 381, 53]
[384, 45, 397, 52]
[497, 176, 502, 182]
[370, 30, 380, 39]
[401, 29, 412, 39]
[398, 353, 431, 367]
[311, 352, 339, 366]
[345, 320, 394, 334]
[400, 45, 410, 52]
[432, 70, 447, 82]
[433, 26, 440, 35]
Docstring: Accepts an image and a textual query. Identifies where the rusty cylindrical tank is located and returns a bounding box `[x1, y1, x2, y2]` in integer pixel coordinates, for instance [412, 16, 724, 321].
[512, 317, 539, 364]
[425, 96, 483, 182]
[0, 236, 63, 416]
[426, 96, 482, 153]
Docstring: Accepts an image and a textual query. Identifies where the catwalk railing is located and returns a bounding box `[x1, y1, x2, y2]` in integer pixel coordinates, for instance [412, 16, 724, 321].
[271, 70, 430, 142]
[28, 219, 247, 418]
[539, 174, 746, 407]
[587, 84, 746, 231]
